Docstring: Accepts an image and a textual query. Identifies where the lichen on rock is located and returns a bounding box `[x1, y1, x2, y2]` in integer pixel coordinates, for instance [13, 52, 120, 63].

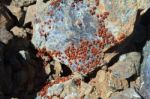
[31, 0, 119, 74]
[31, 0, 150, 75]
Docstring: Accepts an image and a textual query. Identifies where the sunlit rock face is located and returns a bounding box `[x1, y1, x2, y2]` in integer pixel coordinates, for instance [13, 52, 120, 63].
[31, 0, 150, 74]
[141, 41, 150, 99]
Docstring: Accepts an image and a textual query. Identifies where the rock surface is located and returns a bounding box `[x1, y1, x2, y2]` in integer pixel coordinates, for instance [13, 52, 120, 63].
[110, 88, 142, 99]
[0, 0, 149, 99]
[11, 0, 36, 7]
[90, 70, 128, 99]
[36, 76, 97, 99]
[31, 0, 150, 75]
[0, 28, 13, 44]
[140, 41, 150, 99]
[110, 52, 141, 79]
[11, 26, 27, 38]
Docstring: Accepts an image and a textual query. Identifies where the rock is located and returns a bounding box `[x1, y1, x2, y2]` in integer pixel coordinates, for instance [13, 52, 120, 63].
[140, 41, 150, 99]
[104, 53, 118, 63]
[44, 63, 51, 75]
[0, 28, 13, 44]
[24, 4, 36, 24]
[36, 75, 94, 99]
[130, 77, 141, 90]
[110, 88, 142, 99]
[110, 52, 141, 79]
[91, 70, 128, 99]
[31, 0, 150, 75]
[24, 0, 50, 25]
[25, 28, 33, 35]
[54, 61, 62, 77]
[7, 5, 23, 21]
[80, 81, 93, 97]
[0, 5, 9, 28]
[11, 0, 36, 7]
[47, 84, 64, 96]
[110, 61, 136, 79]
[11, 26, 27, 38]
[108, 73, 129, 91]
[24, 0, 49, 24]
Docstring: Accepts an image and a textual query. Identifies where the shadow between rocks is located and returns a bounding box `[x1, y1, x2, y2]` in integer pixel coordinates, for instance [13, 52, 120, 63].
[0, 36, 48, 99]
[106, 8, 150, 67]
[0, 0, 12, 5]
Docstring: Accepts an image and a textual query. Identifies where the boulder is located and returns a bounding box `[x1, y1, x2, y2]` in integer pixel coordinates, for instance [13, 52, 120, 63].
[110, 52, 141, 79]
[31, 0, 150, 74]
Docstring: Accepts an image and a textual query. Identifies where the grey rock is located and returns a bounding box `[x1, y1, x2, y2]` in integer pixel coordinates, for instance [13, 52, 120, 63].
[110, 52, 141, 79]
[0, 4, 17, 29]
[24, 4, 36, 24]
[36, 76, 93, 99]
[11, 26, 27, 38]
[110, 88, 142, 99]
[31, 0, 150, 74]
[7, 5, 23, 22]
[140, 41, 150, 99]
[47, 84, 64, 96]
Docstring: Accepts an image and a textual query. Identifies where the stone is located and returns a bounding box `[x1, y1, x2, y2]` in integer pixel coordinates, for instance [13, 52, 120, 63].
[24, 0, 50, 24]
[110, 88, 142, 99]
[108, 73, 129, 91]
[110, 52, 141, 79]
[31, 0, 150, 75]
[80, 81, 93, 97]
[7, 5, 23, 21]
[11, 26, 27, 38]
[91, 70, 128, 99]
[24, 4, 36, 24]
[0, 28, 13, 44]
[54, 61, 62, 76]
[47, 84, 64, 96]
[11, 0, 36, 7]
[140, 41, 150, 99]
[104, 53, 118, 63]
[36, 75, 93, 99]
[0, 5, 9, 28]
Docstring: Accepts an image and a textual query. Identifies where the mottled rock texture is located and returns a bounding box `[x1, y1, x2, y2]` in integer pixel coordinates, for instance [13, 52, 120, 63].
[140, 41, 150, 99]
[110, 52, 141, 79]
[0, 28, 13, 44]
[90, 70, 128, 99]
[110, 88, 141, 99]
[11, 0, 36, 7]
[31, 0, 150, 75]
[36, 76, 96, 99]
